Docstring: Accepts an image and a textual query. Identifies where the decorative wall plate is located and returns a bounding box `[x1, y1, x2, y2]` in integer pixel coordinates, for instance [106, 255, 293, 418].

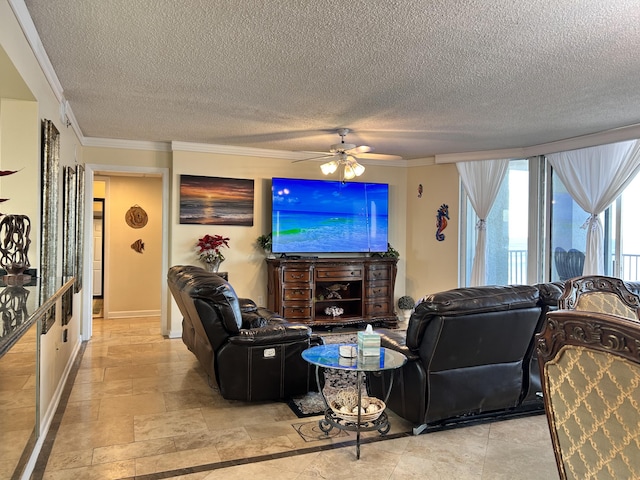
[125, 205, 148, 228]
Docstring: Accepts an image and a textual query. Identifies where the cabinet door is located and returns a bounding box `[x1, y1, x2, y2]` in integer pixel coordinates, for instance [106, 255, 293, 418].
[316, 266, 362, 280]
[284, 287, 312, 301]
[366, 265, 390, 281]
[283, 305, 313, 319]
[366, 284, 389, 298]
[365, 300, 391, 316]
[283, 269, 311, 283]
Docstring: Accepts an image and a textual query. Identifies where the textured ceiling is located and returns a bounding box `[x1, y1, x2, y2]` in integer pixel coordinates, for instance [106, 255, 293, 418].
[22, 0, 640, 160]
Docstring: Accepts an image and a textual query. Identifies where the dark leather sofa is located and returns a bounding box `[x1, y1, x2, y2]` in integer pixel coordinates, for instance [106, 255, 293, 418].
[367, 283, 565, 435]
[168, 265, 321, 401]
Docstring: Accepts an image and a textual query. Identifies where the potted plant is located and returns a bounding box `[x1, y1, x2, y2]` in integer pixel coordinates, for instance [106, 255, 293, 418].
[397, 295, 415, 324]
[372, 243, 399, 259]
[196, 234, 230, 272]
[256, 232, 274, 258]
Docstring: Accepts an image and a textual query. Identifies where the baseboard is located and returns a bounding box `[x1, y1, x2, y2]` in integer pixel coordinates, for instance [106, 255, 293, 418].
[167, 328, 182, 339]
[107, 309, 161, 318]
[21, 338, 82, 479]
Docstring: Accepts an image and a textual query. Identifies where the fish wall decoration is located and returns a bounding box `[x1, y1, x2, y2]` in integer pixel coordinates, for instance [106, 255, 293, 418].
[131, 239, 145, 253]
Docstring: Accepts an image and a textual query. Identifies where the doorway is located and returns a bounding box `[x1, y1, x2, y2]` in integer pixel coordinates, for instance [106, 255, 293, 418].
[92, 198, 105, 317]
[81, 165, 170, 341]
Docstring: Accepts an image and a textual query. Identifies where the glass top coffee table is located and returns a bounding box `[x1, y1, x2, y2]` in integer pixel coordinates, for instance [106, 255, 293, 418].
[302, 343, 407, 459]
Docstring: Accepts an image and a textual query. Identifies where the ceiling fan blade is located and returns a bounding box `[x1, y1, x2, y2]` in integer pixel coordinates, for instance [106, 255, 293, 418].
[291, 153, 335, 163]
[348, 145, 372, 154]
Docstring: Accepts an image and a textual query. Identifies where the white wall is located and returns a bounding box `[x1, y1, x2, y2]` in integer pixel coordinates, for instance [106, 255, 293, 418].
[106, 175, 163, 317]
[405, 163, 460, 299]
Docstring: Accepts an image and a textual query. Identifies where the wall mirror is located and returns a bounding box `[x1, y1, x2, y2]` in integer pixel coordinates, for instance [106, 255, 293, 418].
[0, 44, 40, 479]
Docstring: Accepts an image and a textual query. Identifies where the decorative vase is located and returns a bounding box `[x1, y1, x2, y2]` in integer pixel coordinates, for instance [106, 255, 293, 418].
[204, 257, 223, 273]
[0, 214, 32, 285]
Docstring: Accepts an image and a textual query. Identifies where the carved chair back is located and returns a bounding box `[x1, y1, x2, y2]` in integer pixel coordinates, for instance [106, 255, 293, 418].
[559, 275, 640, 320]
[537, 309, 640, 479]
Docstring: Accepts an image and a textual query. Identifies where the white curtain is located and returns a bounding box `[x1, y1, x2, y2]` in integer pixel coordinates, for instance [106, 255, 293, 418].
[547, 140, 640, 275]
[457, 159, 509, 286]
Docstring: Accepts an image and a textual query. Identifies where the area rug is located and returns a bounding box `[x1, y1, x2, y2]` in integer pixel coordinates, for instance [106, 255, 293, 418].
[287, 333, 362, 417]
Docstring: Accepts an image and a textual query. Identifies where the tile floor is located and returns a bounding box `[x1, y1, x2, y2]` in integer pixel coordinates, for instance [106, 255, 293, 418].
[34, 316, 559, 480]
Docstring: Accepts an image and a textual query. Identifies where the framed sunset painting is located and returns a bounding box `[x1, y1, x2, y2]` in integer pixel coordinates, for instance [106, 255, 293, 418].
[179, 175, 254, 226]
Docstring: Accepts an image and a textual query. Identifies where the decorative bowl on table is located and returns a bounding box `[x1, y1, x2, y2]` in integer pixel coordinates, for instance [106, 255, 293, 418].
[325, 306, 344, 317]
[329, 387, 385, 422]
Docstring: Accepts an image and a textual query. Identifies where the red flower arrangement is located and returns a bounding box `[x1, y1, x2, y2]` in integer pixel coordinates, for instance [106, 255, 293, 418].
[196, 234, 230, 263]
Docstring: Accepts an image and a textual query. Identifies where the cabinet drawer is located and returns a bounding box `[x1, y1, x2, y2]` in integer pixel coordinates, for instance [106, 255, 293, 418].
[367, 268, 390, 281]
[316, 267, 362, 279]
[283, 269, 311, 283]
[284, 287, 312, 301]
[366, 285, 389, 298]
[283, 306, 312, 319]
[365, 301, 390, 316]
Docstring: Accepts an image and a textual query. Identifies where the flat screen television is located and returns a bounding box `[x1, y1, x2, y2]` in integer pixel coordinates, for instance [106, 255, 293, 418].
[271, 177, 389, 254]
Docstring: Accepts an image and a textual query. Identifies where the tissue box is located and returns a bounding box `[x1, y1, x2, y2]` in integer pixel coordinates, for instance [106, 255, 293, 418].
[357, 351, 384, 368]
[357, 327, 381, 356]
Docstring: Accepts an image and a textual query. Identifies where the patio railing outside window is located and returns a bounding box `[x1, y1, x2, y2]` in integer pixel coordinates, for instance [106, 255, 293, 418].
[618, 254, 640, 282]
[508, 249, 527, 285]
[506, 251, 640, 284]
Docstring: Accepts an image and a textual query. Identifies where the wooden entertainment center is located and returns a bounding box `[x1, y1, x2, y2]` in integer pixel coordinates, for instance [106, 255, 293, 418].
[266, 257, 398, 328]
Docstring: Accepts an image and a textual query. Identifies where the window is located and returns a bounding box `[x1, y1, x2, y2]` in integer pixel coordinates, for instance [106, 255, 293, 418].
[462, 159, 529, 286]
[549, 170, 589, 282]
[461, 156, 640, 286]
[619, 173, 640, 280]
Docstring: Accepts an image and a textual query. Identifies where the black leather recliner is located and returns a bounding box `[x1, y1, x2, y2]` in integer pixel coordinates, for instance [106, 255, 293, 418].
[168, 265, 321, 401]
[367, 284, 545, 434]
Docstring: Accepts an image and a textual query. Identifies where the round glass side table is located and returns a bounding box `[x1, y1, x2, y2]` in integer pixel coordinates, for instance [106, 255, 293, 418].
[302, 343, 407, 459]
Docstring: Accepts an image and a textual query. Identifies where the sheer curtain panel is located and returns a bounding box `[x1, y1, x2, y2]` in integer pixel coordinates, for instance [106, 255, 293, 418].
[547, 140, 640, 275]
[457, 159, 509, 286]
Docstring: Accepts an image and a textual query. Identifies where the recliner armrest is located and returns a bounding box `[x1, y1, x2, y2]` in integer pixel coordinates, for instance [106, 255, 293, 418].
[238, 297, 258, 313]
[228, 324, 312, 346]
[241, 307, 286, 329]
[257, 307, 285, 323]
[378, 332, 419, 361]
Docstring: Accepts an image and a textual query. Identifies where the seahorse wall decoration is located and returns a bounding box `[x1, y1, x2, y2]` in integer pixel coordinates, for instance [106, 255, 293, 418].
[436, 204, 449, 241]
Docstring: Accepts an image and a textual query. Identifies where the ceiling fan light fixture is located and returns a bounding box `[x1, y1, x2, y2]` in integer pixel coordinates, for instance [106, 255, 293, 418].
[321, 160, 338, 175]
[343, 164, 356, 180]
[353, 162, 365, 176]
[312, 129, 374, 180]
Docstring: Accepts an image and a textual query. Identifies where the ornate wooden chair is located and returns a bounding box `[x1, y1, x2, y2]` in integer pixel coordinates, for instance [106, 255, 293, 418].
[559, 275, 640, 320]
[537, 309, 640, 479]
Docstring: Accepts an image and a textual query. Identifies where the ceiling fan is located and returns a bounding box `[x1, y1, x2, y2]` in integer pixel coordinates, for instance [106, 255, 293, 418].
[294, 128, 397, 180]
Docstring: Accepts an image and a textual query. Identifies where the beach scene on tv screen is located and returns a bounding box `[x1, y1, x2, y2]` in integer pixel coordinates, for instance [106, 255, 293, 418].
[272, 178, 388, 253]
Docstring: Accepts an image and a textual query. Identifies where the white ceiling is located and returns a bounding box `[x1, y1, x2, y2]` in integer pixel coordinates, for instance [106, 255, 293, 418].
[21, 0, 640, 161]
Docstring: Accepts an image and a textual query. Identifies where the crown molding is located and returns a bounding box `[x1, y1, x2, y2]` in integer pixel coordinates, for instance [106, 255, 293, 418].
[406, 156, 436, 167]
[435, 123, 640, 164]
[171, 141, 319, 160]
[526, 122, 640, 156]
[9, 0, 63, 103]
[83, 137, 171, 152]
[10, 0, 87, 143]
[435, 148, 526, 164]
[171, 141, 413, 167]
